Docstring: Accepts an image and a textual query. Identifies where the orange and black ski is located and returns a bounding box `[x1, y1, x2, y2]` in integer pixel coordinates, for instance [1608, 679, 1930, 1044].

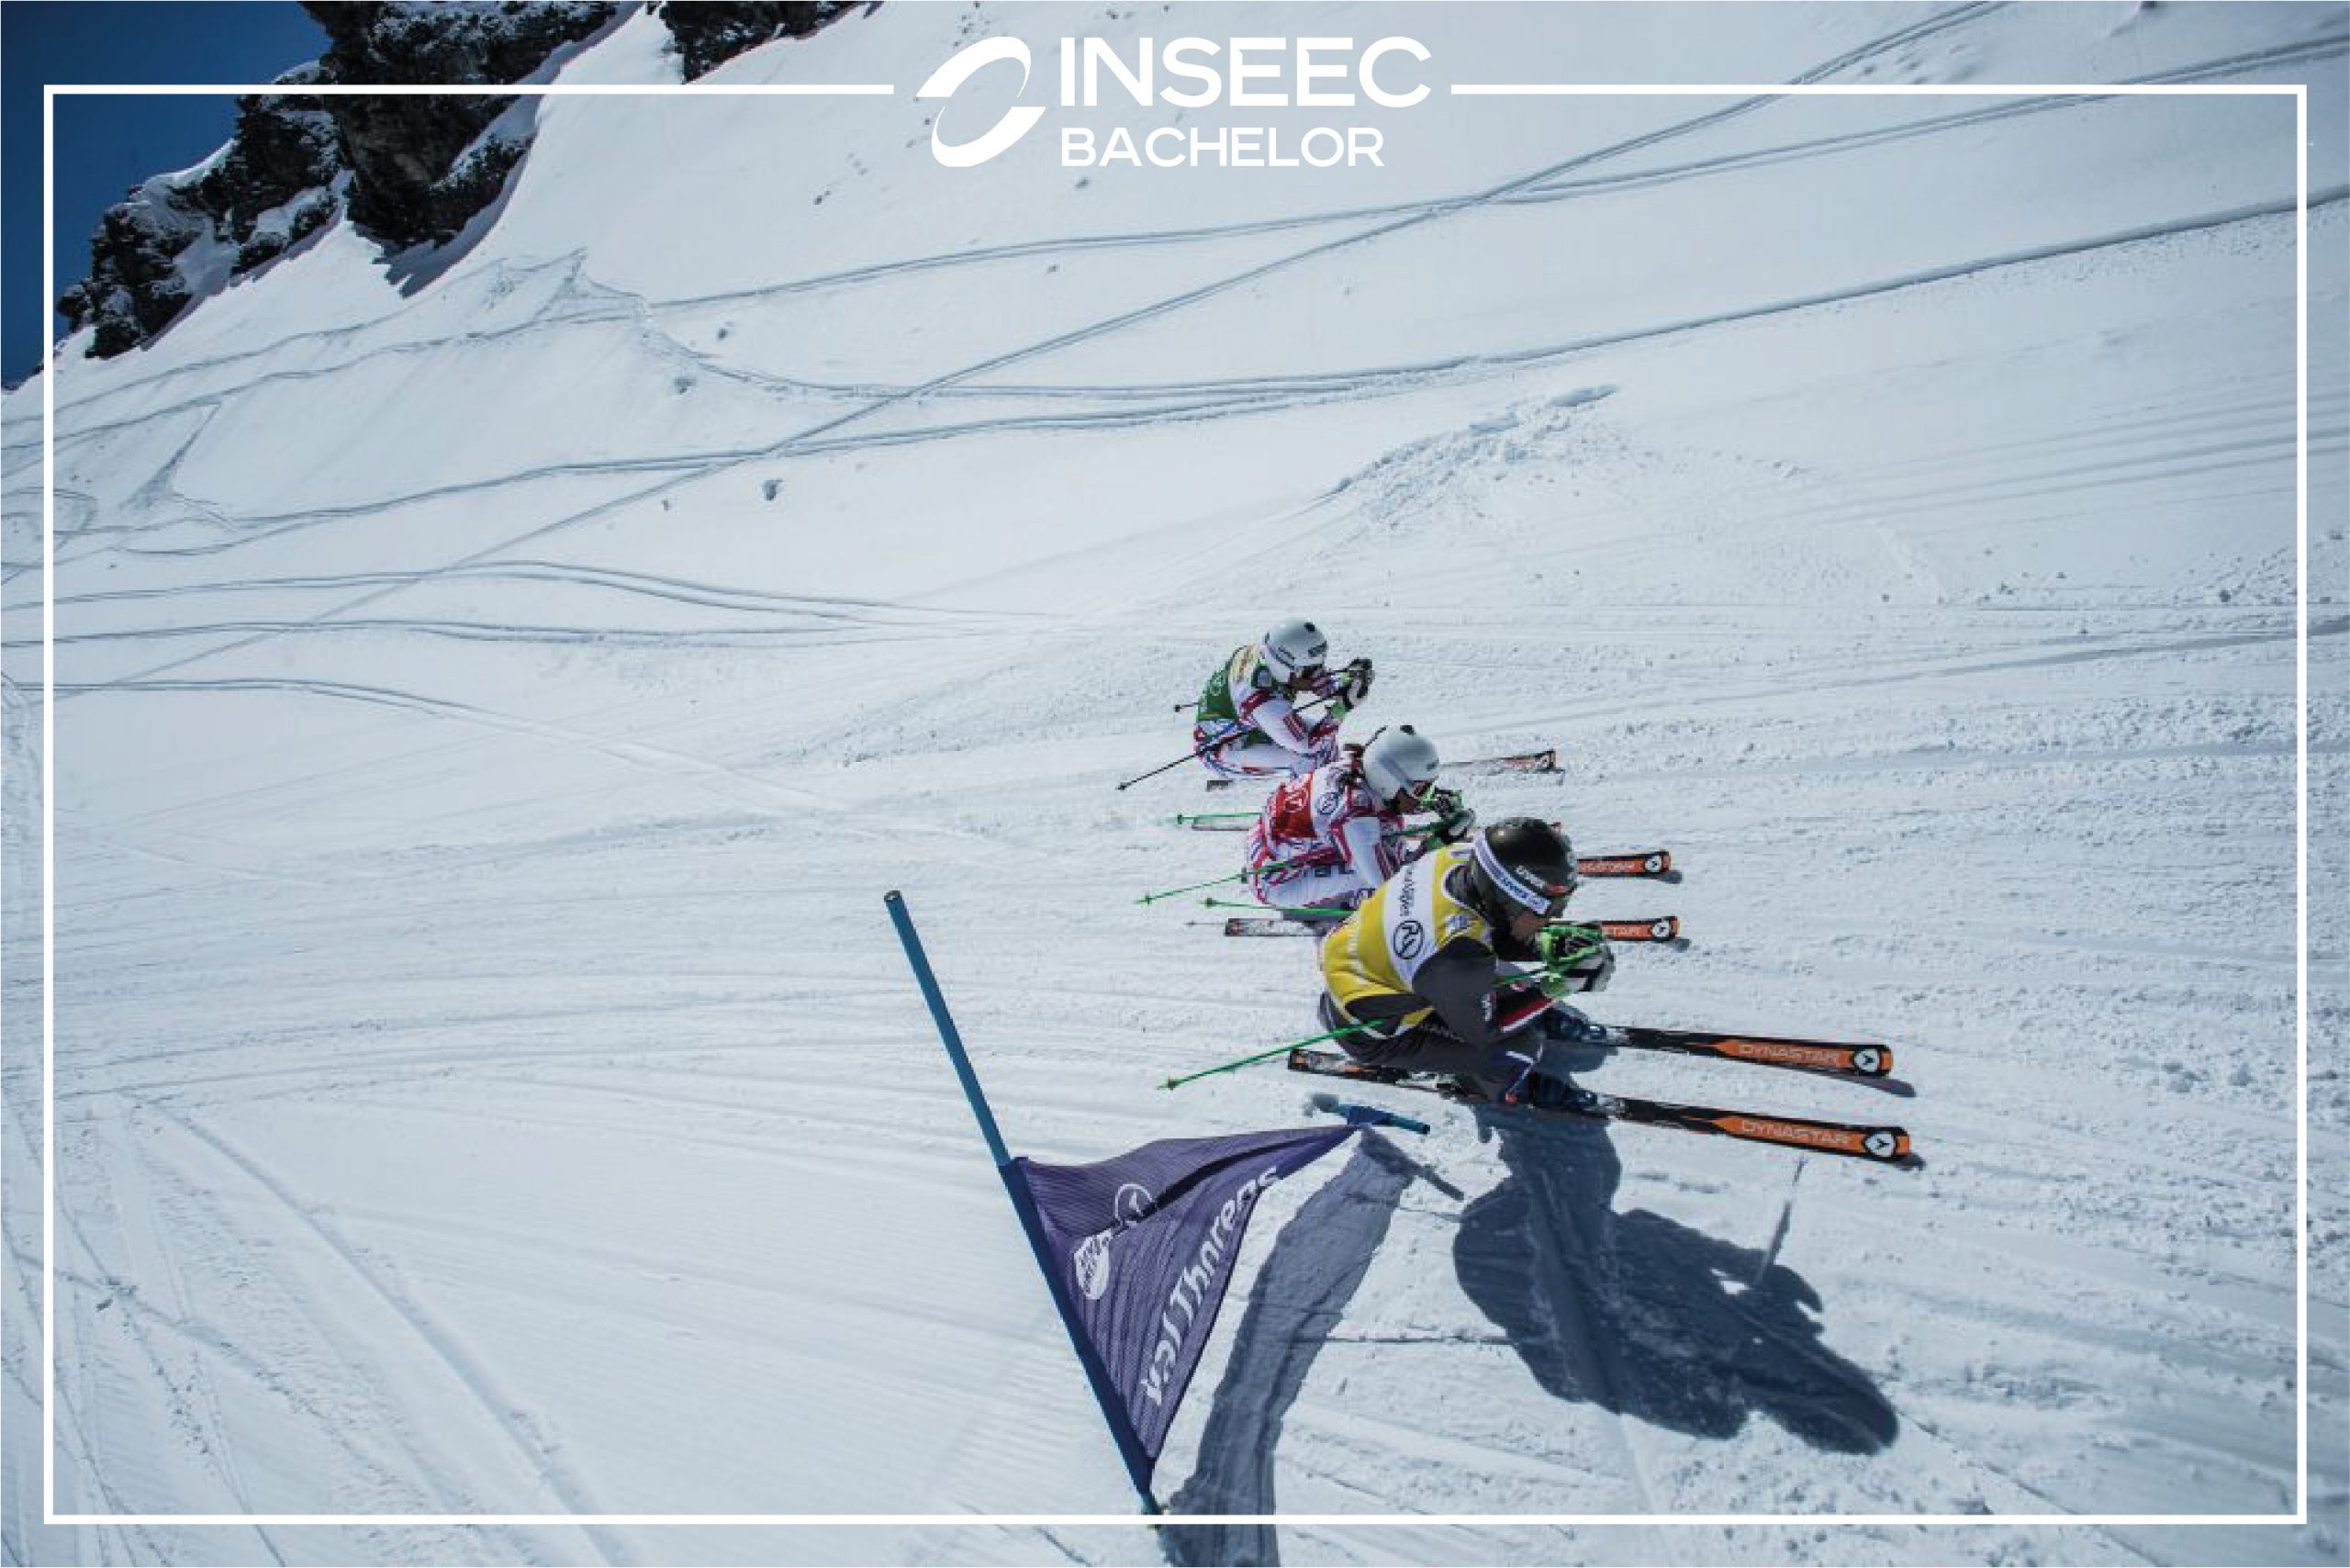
[1223, 914, 1684, 945]
[1590, 1025, 1894, 1082]
[1575, 848, 1675, 880]
[1445, 746, 1561, 776]
[1287, 1049, 1916, 1167]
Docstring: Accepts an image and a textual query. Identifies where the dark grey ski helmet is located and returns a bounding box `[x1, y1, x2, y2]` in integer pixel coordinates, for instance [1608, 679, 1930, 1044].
[1467, 817, 1576, 921]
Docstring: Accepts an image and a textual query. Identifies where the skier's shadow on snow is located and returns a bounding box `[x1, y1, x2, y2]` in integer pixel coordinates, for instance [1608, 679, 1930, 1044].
[1161, 1133, 1456, 1567]
[1454, 1109, 1897, 1458]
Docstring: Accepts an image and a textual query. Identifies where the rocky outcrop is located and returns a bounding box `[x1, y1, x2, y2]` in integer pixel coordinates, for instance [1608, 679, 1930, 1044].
[58, 78, 341, 357]
[56, 197, 203, 360]
[199, 75, 343, 270]
[657, 2, 850, 80]
[59, 0, 867, 361]
[60, 1, 615, 359]
[309, 1, 615, 246]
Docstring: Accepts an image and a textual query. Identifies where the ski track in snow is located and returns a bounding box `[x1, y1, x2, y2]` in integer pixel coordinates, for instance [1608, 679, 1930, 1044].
[14, 2, 2014, 446]
[9, 13, 2320, 577]
[28, 192, 2341, 584]
[143, 1110, 635, 1555]
[51, 676, 894, 830]
[7, 25, 2332, 471]
[4, 2, 2343, 1564]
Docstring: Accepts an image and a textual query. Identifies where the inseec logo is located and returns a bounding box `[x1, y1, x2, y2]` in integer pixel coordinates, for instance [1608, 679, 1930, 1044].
[915, 35, 1431, 170]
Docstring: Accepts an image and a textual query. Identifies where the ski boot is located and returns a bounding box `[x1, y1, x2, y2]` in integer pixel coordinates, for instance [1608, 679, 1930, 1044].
[1484, 1047, 1583, 1110]
[1515, 1067, 1584, 1110]
[1539, 1006, 1606, 1045]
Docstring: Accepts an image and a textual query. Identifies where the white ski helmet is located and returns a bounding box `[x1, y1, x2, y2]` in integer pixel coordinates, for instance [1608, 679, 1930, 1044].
[1360, 724, 1441, 806]
[1259, 618, 1328, 683]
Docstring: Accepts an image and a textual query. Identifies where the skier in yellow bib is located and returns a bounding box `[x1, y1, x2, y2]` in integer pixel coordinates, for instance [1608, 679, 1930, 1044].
[1317, 818, 1613, 1105]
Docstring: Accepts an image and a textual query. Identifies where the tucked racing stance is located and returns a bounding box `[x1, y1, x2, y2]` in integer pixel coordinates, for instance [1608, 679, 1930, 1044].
[1244, 725, 1477, 913]
[1193, 619, 1374, 780]
[1316, 817, 1614, 1105]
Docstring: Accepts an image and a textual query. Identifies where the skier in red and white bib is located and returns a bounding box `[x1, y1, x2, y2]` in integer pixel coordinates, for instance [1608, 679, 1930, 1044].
[1245, 725, 1478, 913]
[1193, 618, 1373, 780]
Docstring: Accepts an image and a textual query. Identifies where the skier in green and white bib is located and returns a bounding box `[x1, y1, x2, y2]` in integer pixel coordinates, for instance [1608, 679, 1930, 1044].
[1194, 619, 1373, 781]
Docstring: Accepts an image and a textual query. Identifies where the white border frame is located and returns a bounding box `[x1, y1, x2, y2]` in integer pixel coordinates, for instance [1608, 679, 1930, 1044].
[35, 73, 2310, 1531]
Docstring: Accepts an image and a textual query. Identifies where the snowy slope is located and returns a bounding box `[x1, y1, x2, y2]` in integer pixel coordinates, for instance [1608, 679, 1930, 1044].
[4, 3, 2346, 1564]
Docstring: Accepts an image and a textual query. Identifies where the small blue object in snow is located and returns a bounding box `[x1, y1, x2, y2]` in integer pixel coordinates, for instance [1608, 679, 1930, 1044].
[1305, 1092, 1431, 1136]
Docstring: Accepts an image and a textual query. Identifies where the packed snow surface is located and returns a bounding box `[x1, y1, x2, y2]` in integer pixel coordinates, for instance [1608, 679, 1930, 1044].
[4, 3, 2345, 1564]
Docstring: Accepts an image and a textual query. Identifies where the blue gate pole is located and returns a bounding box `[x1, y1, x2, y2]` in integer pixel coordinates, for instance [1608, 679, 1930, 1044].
[883, 890, 1162, 1516]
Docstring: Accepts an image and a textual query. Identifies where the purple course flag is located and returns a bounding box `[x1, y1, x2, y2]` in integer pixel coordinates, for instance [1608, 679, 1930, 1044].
[887, 890, 1360, 1506]
[1012, 1125, 1358, 1464]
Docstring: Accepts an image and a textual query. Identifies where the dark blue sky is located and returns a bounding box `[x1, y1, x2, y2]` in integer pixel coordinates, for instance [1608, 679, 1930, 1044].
[2, 1, 328, 384]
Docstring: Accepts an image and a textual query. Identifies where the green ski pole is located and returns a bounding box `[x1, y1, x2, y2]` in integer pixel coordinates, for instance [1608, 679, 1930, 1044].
[1159, 1018, 1380, 1091]
[1200, 896, 1346, 918]
[1137, 854, 1314, 906]
[1138, 868, 1252, 905]
[1160, 970, 1567, 1092]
